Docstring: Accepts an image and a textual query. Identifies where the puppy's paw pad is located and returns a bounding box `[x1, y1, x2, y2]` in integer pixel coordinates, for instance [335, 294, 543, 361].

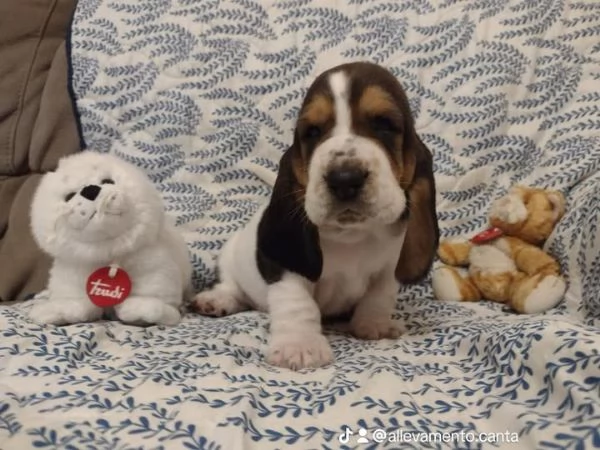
[267, 333, 333, 370]
[193, 291, 243, 317]
[351, 321, 404, 340]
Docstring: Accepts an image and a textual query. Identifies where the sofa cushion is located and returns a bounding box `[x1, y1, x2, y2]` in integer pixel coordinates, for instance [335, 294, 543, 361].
[0, 0, 79, 301]
[0, 0, 78, 174]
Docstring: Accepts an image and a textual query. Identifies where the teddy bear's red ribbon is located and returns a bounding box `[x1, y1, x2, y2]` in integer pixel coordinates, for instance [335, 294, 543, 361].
[470, 227, 504, 245]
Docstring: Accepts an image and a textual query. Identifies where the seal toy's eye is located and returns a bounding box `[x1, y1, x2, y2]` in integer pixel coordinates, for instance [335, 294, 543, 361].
[65, 192, 76, 202]
[101, 178, 115, 185]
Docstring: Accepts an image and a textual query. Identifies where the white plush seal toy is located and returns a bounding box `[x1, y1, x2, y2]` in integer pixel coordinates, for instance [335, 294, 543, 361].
[28, 151, 192, 326]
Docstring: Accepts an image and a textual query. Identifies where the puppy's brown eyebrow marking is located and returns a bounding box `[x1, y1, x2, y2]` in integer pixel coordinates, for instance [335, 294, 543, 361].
[301, 94, 334, 125]
[358, 85, 399, 116]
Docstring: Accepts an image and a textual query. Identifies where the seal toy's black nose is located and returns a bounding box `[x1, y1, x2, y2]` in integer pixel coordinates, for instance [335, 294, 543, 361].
[80, 185, 101, 201]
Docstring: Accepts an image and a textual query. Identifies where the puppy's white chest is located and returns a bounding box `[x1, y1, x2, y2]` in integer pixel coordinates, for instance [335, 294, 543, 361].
[314, 236, 395, 317]
[315, 273, 369, 317]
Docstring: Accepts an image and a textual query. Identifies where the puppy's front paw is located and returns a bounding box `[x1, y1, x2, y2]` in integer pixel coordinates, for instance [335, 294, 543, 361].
[351, 318, 404, 340]
[116, 297, 181, 326]
[193, 288, 246, 317]
[29, 299, 102, 325]
[267, 332, 333, 370]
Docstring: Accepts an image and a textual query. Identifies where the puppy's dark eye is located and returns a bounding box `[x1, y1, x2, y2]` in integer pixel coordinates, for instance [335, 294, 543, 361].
[303, 125, 322, 141]
[370, 115, 398, 134]
[64, 192, 76, 202]
[101, 178, 115, 185]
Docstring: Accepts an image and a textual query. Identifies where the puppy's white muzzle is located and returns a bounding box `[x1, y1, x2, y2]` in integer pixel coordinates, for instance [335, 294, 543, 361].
[305, 134, 406, 230]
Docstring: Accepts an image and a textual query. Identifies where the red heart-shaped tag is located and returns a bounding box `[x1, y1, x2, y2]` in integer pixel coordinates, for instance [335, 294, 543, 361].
[86, 266, 132, 308]
[471, 227, 504, 245]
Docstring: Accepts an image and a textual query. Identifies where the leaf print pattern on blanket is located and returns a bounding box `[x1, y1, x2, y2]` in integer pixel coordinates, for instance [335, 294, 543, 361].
[1, 0, 599, 449]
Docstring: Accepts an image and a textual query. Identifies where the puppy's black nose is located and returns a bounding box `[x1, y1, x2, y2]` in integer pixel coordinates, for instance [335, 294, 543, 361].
[325, 168, 368, 201]
[80, 184, 101, 201]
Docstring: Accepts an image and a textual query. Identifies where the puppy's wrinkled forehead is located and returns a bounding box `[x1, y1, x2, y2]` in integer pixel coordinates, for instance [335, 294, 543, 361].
[298, 62, 412, 141]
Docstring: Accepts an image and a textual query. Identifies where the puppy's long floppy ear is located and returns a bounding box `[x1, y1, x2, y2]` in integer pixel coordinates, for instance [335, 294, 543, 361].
[396, 133, 440, 284]
[256, 145, 323, 284]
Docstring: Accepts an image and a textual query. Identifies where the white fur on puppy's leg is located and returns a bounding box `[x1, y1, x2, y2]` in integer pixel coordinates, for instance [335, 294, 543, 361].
[351, 268, 403, 340]
[351, 318, 403, 340]
[266, 273, 333, 370]
[519, 275, 566, 314]
[267, 332, 333, 371]
[29, 298, 103, 325]
[115, 296, 181, 326]
[193, 282, 248, 317]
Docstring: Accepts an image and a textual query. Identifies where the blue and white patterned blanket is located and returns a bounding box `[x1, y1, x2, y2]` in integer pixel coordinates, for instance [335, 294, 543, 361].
[1, 0, 599, 448]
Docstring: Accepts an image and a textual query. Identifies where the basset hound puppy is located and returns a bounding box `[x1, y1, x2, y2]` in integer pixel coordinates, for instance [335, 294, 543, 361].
[193, 61, 439, 370]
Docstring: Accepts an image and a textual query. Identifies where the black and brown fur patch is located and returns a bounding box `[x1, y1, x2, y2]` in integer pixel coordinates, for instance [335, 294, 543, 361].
[291, 88, 336, 191]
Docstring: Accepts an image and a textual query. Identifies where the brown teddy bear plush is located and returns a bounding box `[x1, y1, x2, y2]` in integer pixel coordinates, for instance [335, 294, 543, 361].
[432, 185, 567, 314]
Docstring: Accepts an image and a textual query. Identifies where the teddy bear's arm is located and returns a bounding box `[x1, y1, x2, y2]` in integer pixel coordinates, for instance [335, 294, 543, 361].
[495, 237, 561, 276]
[437, 240, 473, 266]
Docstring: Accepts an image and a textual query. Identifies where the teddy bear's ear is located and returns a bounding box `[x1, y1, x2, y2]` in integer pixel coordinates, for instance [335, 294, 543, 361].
[547, 191, 566, 222]
[509, 185, 524, 194]
[508, 185, 527, 196]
